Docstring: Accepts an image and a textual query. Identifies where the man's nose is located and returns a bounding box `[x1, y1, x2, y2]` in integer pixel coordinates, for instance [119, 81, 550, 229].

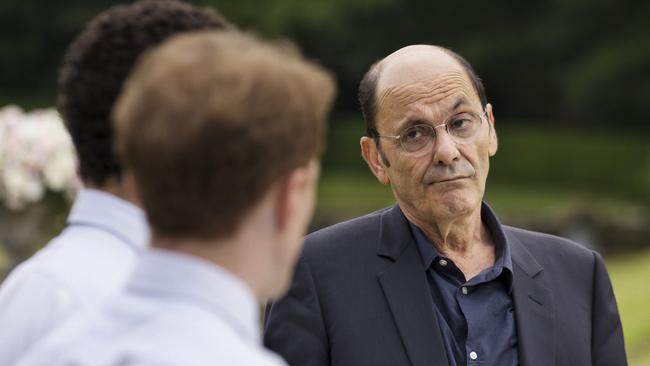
[432, 129, 460, 166]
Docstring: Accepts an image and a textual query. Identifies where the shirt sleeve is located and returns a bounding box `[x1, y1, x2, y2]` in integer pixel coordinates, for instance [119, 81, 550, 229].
[590, 251, 627, 366]
[0, 268, 77, 365]
[264, 259, 330, 366]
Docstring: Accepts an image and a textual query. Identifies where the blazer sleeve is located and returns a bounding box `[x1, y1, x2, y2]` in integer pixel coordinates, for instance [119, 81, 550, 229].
[591, 252, 627, 366]
[264, 258, 330, 366]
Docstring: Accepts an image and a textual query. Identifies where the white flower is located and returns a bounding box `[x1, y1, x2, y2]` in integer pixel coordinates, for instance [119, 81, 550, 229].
[44, 151, 77, 191]
[2, 162, 45, 210]
[0, 105, 80, 211]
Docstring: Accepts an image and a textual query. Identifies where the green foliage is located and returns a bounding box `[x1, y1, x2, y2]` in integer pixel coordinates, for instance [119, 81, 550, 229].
[0, 0, 124, 106]
[490, 122, 650, 201]
[3, 0, 650, 129]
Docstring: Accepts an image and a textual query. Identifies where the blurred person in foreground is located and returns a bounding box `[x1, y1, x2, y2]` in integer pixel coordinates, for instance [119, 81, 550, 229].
[17, 30, 335, 365]
[0, 1, 231, 363]
[265, 45, 627, 366]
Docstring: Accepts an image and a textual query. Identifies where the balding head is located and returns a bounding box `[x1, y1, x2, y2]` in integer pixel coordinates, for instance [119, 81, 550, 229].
[378, 45, 465, 92]
[358, 45, 486, 137]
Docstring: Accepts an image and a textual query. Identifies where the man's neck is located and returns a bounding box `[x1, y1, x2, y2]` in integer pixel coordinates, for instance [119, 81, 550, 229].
[403, 204, 496, 280]
[82, 175, 145, 209]
[83, 178, 124, 199]
[152, 230, 267, 302]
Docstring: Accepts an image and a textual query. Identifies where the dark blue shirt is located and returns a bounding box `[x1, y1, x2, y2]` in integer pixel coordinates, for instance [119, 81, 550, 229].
[409, 204, 519, 366]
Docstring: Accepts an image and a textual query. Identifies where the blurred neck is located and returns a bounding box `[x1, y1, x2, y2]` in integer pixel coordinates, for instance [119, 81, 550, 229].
[83, 175, 141, 208]
[152, 194, 277, 302]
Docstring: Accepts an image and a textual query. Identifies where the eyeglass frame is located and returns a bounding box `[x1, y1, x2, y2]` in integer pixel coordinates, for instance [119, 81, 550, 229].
[371, 109, 489, 153]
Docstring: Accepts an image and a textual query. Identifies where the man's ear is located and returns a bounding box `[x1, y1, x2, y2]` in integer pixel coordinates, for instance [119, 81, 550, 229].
[360, 136, 390, 185]
[274, 168, 308, 231]
[485, 103, 498, 157]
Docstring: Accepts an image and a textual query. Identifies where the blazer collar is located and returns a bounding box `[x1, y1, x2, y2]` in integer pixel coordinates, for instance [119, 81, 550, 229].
[507, 227, 543, 278]
[505, 228, 556, 366]
[376, 204, 414, 261]
[376, 204, 449, 366]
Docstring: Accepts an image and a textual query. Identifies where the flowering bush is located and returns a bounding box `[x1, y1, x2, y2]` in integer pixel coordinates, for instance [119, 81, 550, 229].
[0, 105, 80, 211]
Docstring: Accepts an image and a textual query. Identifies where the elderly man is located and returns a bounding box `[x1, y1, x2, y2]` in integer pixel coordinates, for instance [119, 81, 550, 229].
[264, 45, 626, 366]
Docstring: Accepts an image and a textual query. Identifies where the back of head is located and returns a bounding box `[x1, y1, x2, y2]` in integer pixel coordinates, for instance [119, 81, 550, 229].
[114, 31, 335, 241]
[58, 0, 232, 186]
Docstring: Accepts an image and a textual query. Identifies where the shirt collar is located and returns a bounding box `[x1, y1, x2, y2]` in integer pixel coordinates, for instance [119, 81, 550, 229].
[407, 202, 513, 286]
[67, 188, 150, 251]
[125, 248, 262, 344]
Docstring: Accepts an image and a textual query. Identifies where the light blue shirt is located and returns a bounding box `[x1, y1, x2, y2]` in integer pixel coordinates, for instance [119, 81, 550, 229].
[0, 189, 149, 365]
[17, 249, 288, 366]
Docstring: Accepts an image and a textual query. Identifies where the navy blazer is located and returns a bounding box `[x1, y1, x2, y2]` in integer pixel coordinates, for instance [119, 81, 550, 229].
[264, 205, 627, 366]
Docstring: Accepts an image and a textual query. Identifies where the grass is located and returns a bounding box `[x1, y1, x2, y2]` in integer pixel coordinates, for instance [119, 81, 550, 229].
[316, 170, 648, 224]
[0, 246, 9, 277]
[607, 249, 650, 365]
[316, 171, 393, 219]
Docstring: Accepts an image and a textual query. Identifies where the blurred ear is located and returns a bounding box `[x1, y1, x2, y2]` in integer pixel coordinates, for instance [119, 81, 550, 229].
[120, 170, 144, 208]
[360, 136, 390, 185]
[274, 166, 310, 231]
[485, 103, 498, 156]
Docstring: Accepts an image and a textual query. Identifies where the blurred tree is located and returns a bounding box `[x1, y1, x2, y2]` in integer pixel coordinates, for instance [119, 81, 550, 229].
[0, 0, 128, 106]
[1, 0, 649, 129]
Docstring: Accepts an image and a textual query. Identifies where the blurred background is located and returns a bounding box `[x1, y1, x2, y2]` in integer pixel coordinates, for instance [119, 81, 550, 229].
[1, 0, 649, 363]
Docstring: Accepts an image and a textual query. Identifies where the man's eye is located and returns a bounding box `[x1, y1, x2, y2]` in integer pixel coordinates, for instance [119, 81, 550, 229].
[450, 118, 470, 130]
[403, 126, 429, 141]
[405, 128, 422, 140]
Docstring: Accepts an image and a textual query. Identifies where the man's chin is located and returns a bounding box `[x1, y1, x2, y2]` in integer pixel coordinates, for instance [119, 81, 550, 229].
[426, 179, 472, 198]
[429, 192, 477, 218]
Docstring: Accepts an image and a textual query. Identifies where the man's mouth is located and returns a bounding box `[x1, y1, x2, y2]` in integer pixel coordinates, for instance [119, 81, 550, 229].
[433, 176, 468, 184]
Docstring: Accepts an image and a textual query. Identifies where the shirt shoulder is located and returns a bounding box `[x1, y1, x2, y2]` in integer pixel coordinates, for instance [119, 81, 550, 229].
[2, 224, 138, 303]
[18, 299, 286, 366]
[0, 256, 78, 365]
[0, 226, 139, 365]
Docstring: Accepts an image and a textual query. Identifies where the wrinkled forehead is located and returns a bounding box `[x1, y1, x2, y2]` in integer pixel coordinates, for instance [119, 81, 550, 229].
[375, 48, 479, 119]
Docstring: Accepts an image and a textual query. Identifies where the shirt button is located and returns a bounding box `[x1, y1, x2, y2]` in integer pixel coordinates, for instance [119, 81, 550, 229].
[439, 259, 448, 267]
[461, 286, 468, 295]
[469, 351, 478, 360]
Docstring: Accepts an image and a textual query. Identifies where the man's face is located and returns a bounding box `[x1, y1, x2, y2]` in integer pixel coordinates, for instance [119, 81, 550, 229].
[362, 48, 497, 224]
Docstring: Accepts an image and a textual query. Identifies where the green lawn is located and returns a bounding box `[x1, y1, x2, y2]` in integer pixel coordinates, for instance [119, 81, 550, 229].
[608, 249, 650, 365]
[316, 171, 648, 225]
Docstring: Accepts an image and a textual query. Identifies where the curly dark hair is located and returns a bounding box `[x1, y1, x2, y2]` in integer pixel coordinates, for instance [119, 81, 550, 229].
[58, 0, 232, 185]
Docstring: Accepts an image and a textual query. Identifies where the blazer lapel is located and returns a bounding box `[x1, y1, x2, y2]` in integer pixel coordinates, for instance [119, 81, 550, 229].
[376, 205, 449, 366]
[508, 229, 556, 366]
